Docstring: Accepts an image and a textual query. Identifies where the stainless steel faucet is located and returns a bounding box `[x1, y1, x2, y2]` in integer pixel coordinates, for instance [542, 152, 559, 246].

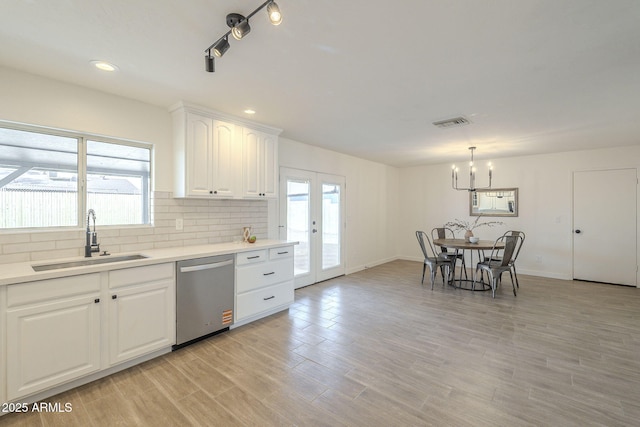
[85, 209, 100, 257]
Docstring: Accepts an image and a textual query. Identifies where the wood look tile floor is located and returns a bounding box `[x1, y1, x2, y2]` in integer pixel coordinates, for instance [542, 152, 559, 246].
[3, 260, 640, 426]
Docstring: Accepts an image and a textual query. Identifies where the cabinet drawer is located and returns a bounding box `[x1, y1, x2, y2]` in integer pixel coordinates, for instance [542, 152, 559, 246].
[109, 263, 174, 289]
[236, 280, 294, 320]
[236, 249, 268, 265]
[269, 246, 294, 260]
[236, 259, 294, 293]
[7, 274, 101, 308]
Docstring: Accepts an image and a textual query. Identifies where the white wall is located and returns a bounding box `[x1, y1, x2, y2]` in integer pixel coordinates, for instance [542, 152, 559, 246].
[4, 65, 636, 281]
[398, 146, 640, 281]
[278, 138, 400, 273]
[0, 66, 400, 274]
[0, 66, 174, 191]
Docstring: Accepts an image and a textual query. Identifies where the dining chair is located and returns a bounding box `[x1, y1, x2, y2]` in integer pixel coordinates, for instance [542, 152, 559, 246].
[475, 234, 522, 298]
[431, 227, 467, 282]
[484, 230, 525, 288]
[416, 231, 453, 290]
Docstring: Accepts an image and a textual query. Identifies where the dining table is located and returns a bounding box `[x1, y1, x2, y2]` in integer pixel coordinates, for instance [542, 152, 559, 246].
[433, 238, 505, 291]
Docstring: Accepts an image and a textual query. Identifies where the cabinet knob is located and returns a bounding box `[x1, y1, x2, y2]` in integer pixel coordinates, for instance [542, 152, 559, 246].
[214, 190, 218, 194]
[209, 190, 213, 194]
[94, 298, 100, 304]
[112, 295, 117, 299]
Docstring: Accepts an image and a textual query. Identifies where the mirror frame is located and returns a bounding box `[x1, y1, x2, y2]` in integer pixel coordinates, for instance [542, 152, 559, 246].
[469, 187, 519, 217]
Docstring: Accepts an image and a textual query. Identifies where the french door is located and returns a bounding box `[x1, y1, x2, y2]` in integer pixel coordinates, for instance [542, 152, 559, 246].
[573, 168, 637, 286]
[279, 167, 346, 289]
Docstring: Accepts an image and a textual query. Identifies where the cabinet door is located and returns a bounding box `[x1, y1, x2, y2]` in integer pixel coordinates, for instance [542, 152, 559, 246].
[242, 127, 262, 198]
[109, 279, 175, 365]
[262, 133, 278, 198]
[186, 112, 214, 197]
[211, 120, 238, 197]
[7, 296, 101, 400]
[242, 128, 278, 198]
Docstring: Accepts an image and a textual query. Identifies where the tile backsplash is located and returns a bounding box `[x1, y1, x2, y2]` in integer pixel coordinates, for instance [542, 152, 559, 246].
[0, 191, 268, 265]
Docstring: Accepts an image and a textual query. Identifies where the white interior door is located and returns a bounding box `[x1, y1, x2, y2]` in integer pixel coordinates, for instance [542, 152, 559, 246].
[279, 167, 346, 289]
[573, 168, 637, 286]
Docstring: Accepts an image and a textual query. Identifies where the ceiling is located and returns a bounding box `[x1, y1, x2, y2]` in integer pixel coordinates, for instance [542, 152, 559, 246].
[1, 0, 639, 167]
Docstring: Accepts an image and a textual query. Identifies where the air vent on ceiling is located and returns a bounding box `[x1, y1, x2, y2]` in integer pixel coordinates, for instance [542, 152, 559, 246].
[432, 116, 470, 129]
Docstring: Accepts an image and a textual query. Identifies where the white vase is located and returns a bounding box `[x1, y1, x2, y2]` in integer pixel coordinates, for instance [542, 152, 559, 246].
[242, 226, 252, 242]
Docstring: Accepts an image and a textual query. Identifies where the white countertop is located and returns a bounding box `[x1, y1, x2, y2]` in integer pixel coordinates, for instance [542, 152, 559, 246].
[0, 240, 298, 286]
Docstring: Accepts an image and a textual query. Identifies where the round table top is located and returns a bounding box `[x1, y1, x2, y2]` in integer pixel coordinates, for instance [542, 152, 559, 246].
[433, 238, 503, 250]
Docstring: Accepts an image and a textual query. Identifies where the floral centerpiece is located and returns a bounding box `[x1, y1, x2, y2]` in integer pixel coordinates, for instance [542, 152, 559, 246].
[445, 216, 504, 242]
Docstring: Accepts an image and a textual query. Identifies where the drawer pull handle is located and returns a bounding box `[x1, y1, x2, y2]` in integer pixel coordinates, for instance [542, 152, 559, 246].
[247, 256, 261, 260]
[277, 251, 289, 255]
[94, 298, 100, 304]
[263, 272, 275, 276]
[263, 296, 275, 301]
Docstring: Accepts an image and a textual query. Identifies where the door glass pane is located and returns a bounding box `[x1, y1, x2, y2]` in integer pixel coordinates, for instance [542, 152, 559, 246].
[86, 140, 151, 225]
[0, 128, 78, 228]
[322, 183, 341, 269]
[287, 180, 310, 276]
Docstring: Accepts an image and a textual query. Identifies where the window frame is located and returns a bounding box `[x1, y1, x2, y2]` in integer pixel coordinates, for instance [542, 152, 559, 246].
[0, 120, 153, 231]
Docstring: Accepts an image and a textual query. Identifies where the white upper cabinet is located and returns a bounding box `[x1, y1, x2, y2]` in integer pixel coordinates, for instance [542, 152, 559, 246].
[171, 102, 280, 199]
[177, 111, 238, 198]
[242, 127, 278, 199]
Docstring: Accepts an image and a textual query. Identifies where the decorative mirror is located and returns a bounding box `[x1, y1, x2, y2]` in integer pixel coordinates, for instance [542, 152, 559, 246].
[470, 188, 518, 217]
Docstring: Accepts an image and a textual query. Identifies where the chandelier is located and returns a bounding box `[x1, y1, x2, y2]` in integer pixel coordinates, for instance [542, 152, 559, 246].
[451, 146, 493, 192]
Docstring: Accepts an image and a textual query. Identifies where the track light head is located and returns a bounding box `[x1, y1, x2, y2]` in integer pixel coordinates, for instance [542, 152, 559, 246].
[205, 51, 215, 72]
[213, 36, 230, 57]
[231, 18, 251, 40]
[267, 2, 282, 25]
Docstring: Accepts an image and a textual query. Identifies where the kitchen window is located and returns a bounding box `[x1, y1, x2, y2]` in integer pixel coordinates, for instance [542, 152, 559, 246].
[0, 124, 151, 229]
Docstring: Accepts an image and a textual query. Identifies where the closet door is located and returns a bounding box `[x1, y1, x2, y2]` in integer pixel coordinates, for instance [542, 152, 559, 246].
[573, 168, 637, 286]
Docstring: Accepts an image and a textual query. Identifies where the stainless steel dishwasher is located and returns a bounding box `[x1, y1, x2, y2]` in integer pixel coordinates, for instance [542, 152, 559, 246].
[175, 254, 234, 348]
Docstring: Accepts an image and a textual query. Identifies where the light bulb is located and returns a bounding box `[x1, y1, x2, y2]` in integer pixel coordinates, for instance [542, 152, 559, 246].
[267, 2, 282, 25]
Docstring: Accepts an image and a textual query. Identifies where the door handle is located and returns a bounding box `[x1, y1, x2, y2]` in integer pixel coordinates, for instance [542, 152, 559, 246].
[575, 229, 582, 234]
[179, 259, 233, 273]
[312, 229, 317, 233]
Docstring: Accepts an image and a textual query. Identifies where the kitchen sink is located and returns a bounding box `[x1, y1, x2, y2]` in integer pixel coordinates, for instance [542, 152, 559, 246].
[32, 254, 149, 272]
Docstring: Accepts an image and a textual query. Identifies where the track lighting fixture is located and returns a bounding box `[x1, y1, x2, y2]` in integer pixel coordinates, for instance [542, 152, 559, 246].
[204, 1, 282, 72]
[205, 50, 215, 72]
[213, 36, 230, 57]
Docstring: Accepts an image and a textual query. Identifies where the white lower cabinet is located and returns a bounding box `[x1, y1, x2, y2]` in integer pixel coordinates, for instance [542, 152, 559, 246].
[4, 263, 175, 401]
[108, 263, 175, 365]
[0, 245, 294, 404]
[6, 274, 102, 400]
[235, 246, 294, 324]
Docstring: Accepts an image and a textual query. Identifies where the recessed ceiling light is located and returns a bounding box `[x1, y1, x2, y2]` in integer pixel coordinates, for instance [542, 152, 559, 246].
[91, 60, 118, 72]
[244, 109, 256, 115]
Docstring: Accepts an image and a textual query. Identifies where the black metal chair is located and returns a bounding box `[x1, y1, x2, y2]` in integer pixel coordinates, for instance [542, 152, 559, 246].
[431, 227, 467, 283]
[475, 234, 522, 298]
[416, 230, 453, 290]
